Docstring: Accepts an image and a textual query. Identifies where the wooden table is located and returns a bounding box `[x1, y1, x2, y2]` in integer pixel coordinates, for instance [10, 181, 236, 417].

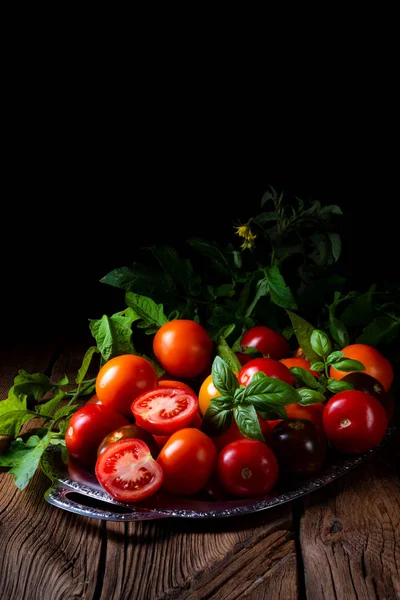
[1, 339, 399, 600]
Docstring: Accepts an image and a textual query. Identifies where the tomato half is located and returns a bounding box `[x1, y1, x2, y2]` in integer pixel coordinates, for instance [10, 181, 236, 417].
[329, 344, 394, 392]
[95, 439, 164, 502]
[65, 404, 130, 466]
[238, 357, 294, 387]
[131, 387, 198, 435]
[153, 319, 213, 379]
[157, 428, 217, 495]
[217, 440, 279, 497]
[96, 354, 158, 416]
[240, 325, 290, 360]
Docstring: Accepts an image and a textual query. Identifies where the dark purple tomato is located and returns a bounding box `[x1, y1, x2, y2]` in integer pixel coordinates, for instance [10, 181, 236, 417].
[270, 418, 327, 476]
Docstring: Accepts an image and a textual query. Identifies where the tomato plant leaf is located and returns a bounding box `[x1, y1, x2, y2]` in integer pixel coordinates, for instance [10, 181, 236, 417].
[286, 311, 320, 363]
[332, 359, 365, 372]
[100, 265, 176, 303]
[53, 404, 79, 421]
[148, 245, 201, 296]
[326, 380, 354, 393]
[13, 371, 54, 402]
[76, 346, 100, 384]
[356, 316, 400, 346]
[0, 410, 33, 437]
[36, 390, 66, 417]
[340, 287, 375, 327]
[234, 404, 264, 442]
[310, 330, 332, 358]
[211, 356, 239, 397]
[125, 292, 168, 332]
[187, 238, 231, 277]
[264, 265, 297, 309]
[297, 388, 326, 405]
[90, 314, 136, 362]
[328, 232, 342, 262]
[289, 367, 320, 389]
[0, 432, 52, 490]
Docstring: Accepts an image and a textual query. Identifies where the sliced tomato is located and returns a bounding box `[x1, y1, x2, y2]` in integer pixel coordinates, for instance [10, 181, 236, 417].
[131, 387, 198, 435]
[95, 439, 163, 502]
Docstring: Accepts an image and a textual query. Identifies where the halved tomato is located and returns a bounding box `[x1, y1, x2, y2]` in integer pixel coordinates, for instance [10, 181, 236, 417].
[95, 439, 164, 502]
[131, 387, 198, 435]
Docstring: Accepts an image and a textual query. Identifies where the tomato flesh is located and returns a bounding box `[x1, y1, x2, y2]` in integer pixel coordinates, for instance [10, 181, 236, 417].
[131, 387, 198, 435]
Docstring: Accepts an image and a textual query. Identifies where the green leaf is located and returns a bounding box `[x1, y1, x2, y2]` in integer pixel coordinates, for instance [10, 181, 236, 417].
[215, 324, 236, 342]
[310, 330, 332, 358]
[90, 314, 136, 362]
[245, 276, 269, 318]
[289, 367, 320, 389]
[149, 245, 201, 295]
[142, 355, 165, 378]
[309, 362, 325, 372]
[216, 341, 242, 373]
[329, 315, 349, 349]
[76, 347, 100, 384]
[125, 292, 169, 332]
[260, 187, 278, 207]
[234, 404, 264, 442]
[264, 265, 297, 309]
[36, 390, 66, 416]
[0, 432, 52, 489]
[53, 404, 79, 421]
[0, 388, 27, 415]
[286, 311, 320, 363]
[310, 233, 329, 266]
[13, 371, 53, 402]
[214, 284, 236, 298]
[297, 388, 326, 405]
[187, 238, 230, 277]
[239, 374, 300, 407]
[326, 380, 354, 393]
[340, 288, 375, 327]
[328, 232, 342, 262]
[100, 265, 176, 302]
[211, 357, 239, 397]
[356, 316, 400, 346]
[326, 351, 344, 366]
[232, 250, 242, 269]
[0, 410, 33, 437]
[201, 398, 233, 436]
[252, 211, 278, 225]
[332, 359, 365, 372]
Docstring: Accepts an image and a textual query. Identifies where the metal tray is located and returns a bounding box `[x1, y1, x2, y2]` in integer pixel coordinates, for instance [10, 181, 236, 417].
[41, 426, 396, 521]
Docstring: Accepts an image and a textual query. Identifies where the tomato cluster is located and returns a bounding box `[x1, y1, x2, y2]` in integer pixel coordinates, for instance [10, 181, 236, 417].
[65, 320, 395, 504]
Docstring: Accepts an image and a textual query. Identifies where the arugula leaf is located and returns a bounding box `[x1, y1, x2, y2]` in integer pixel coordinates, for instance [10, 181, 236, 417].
[234, 404, 264, 441]
[13, 371, 54, 402]
[0, 432, 52, 489]
[286, 311, 320, 363]
[310, 330, 332, 358]
[125, 292, 168, 333]
[90, 313, 136, 362]
[211, 357, 239, 397]
[264, 265, 297, 309]
[76, 346, 99, 384]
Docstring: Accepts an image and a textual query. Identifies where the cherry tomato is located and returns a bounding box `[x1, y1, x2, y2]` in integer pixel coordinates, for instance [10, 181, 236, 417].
[279, 357, 320, 379]
[96, 354, 158, 416]
[329, 344, 394, 392]
[212, 416, 272, 452]
[284, 403, 325, 428]
[217, 440, 279, 497]
[294, 347, 306, 359]
[152, 411, 203, 449]
[95, 439, 164, 502]
[340, 372, 393, 418]
[240, 325, 290, 360]
[158, 379, 197, 396]
[65, 404, 130, 466]
[238, 357, 294, 387]
[131, 387, 198, 435]
[235, 352, 254, 366]
[97, 424, 159, 458]
[322, 390, 388, 453]
[198, 373, 219, 416]
[270, 419, 327, 476]
[157, 428, 217, 495]
[153, 319, 213, 379]
[86, 394, 102, 405]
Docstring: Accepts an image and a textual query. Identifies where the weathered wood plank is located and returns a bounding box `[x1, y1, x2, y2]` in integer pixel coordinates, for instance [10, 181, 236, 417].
[300, 448, 400, 600]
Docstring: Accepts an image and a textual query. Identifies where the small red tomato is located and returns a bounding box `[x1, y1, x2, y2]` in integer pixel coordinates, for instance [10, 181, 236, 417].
[131, 387, 198, 435]
[97, 424, 159, 458]
[239, 357, 294, 387]
[285, 403, 325, 428]
[323, 390, 388, 454]
[152, 411, 203, 450]
[212, 416, 272, 452]
[86, 394, 102, 405]
[217, 439, 279, 497]
[240, 325, 290, 360]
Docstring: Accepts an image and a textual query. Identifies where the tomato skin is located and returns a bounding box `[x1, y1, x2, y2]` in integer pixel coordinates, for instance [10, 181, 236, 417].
[86, 394, 102, 405]
[284, 403, 325, 428]
[97, 424, 159, 458]
[279, 357, 320, 379]
[157, 428, 217, 495]
[153, 320, 213, 379]
[152, 411, 203, 449]
[238, 358, 294, 387]
[198, 373, 219, 416]
[270, 419, 327, 476]
[217, 440, 279, 497]
[340, 372, 393, 419]
[65, 404, 130, 466]
[96, 354, 158, 416]
[235, 352, 254, 366]
[212, 416, 272, 452]
[241, 326, 290, 361]
[294, 347, 306, 359]
[158, 380, 197, 396]
[95, 439, 164, 502]
[329, 344, 394, 392]
[322, 390, 388, 454]
[131, 387, 198, 435]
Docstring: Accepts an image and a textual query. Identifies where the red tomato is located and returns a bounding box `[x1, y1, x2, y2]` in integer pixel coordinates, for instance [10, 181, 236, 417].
[235, 352, 254, 366]
[212, 416, 272, 452]
[153, 320, 213, 379]
[152, 411, 203, 449]
[97, 424, 159, 459]
[329, 344, 394, 392]
[238, 357, 294, 387]
[294, 347, 306, 359]
[95, 439, 164, 502]
[285, 403, 325, 428]
[240, 325, 290, 360]
[65, 404, 130, 466]
[322, 390, 388, 453]
[96, 354, 158, 416]
[157, 428, 217, 495]
[217, 440, 279, 497]
[86, 394, 102, 405]
[279, 357, 320, 379]
[158, 379, 197, 396]
[131, 387, 198, 435]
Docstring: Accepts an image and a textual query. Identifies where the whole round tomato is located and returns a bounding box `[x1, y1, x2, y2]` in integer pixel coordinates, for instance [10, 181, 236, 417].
[65, 404, 130, 466]
[279, 357, 320, 379]
[158, 379, 197, 396]
[284, 403, 325, 428]
[294, 347, 306, 359]
[240, 325, 290, 360]
[323, 390, 388, 453]
[198, 373, 219, 416]
[212, 415, 272, 452]
[238, 357, 294, 387]
[95, 439, 164, 502]
[131, 387, 198, 435]
[97, 424, 159, 458]
[340, 372, 393, 419]
[329, 344, 394, 392]
[157, 428, 217, 495]
[153, 319, 213, 379]
[270, 418, 327, 476]
[217, 439, 279, 497]
[152, 411, 203, 450]
[96, 354, 158, 416]
[86, 394, 102, 405]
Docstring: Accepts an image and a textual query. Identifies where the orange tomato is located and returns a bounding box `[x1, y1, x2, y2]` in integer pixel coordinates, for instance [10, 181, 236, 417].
[279, 357, 320, 378]
[329, 344, 394, 392]
[284, 403, 324, 428]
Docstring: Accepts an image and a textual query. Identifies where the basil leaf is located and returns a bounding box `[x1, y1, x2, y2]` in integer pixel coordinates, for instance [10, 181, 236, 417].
[286, 311, 320, 363]
[240, 376, 300, 407]
[310, 330, 332, 358]
[333, 359, 365, 372]
[309, 362, 325, 372]
[216, 337, 242, 373]
[211, 357, 239, 397]
[297, 388, 326, 405]
[329, 315, 349, 349]
[289, 367, 320, 389]
[326, 351, 344, 366]
[326, 380, 354, 393]
[234, 404, 264, 442]
[201, 400, 233, 436]
[258, 405, 287, 420]
[76, 347, 99, 384]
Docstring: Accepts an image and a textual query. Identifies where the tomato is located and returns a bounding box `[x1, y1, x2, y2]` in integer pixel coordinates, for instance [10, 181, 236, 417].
[217, 440, 279, 497]
[322, 390, 388, 454]
[96, 354, 158, 416]
[152, 411, 203, 449]
[157, 428, 217, 495]
[158, 379, 197, 396]
[235, 352, 254, 366]
[329, 344, 394, 392]
[279, 357, 320, 379]
[240, 325, 290, 360]
[198, 373, 219, 416]
[212, 416, 272, 452]
[131, 387, 198, 435]
[270, 419, 327, 476]
[97, 424, 159, 458]
[340, 372, 393, 418]
[284, 403, 325, 428]
[86, 394, 102, 405]
[238, 358, 294, 387]
[65, 404, 130, 466]
[153, 319, 213, 379]
[95, 439, 164, 502]
[294, 347, 306, 359]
